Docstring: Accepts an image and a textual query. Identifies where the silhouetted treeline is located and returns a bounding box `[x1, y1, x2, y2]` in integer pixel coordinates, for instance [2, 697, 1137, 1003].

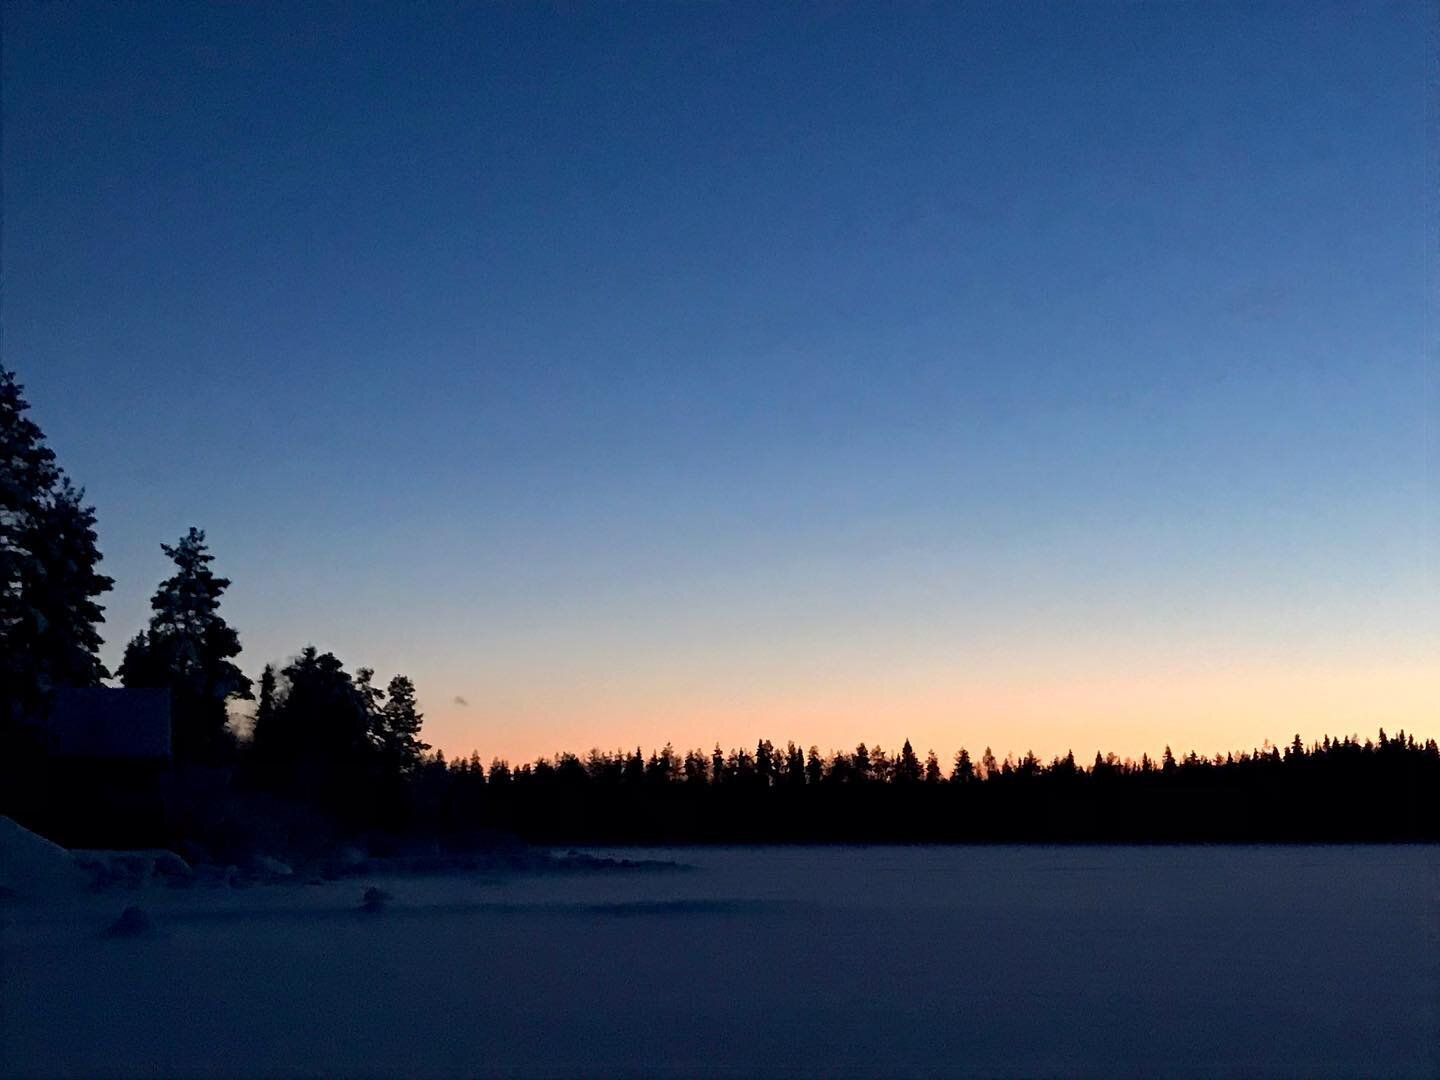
[397, 733, 1440, 843]
[2, 358, 1437, 853]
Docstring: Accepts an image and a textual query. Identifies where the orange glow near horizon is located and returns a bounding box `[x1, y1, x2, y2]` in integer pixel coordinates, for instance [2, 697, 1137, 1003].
[417, 656, 1438, 768]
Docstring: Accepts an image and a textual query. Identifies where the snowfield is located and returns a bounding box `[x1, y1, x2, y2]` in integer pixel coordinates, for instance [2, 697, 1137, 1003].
[3, 845, 1436, 1078]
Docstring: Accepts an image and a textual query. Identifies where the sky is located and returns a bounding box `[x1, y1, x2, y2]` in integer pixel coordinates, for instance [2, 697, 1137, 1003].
[4, 2, 1434, 765]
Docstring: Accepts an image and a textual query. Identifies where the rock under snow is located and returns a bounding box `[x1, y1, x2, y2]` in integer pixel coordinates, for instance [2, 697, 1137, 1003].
[72, 849, 193, 890]
[103, 905, 154, 938]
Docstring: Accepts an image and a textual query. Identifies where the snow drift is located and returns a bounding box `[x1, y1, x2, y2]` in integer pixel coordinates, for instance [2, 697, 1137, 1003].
[0, 816, 87, 899]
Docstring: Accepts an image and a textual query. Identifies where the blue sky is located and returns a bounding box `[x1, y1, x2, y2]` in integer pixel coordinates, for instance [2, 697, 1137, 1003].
[5, 2, 1432, 760]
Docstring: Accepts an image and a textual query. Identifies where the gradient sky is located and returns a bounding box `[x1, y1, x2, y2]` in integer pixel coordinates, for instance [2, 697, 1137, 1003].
[4, 2, 1433, 765]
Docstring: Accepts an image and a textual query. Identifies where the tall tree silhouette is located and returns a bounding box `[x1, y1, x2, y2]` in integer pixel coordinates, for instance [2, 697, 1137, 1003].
[683, 748, 709, 785]
[895, 739, 923, 784]
[805, 745, 824, 786]
[119, 528, 252, 760]
[251, 663, 277, 752]
[924, 749, 943, 784]
[623, 746, 645, 785]
[254, 651, 425, 818]
[24, 478, 113, 690]
[375, 673, 429, 772]
[267, 647, 369, 767]
[755, 739, 777, 788]
[0, 367, 112, 728]
[951, 748, 974, 783]
[0, 370, 59, 710]
[785, 741, 807, 786]
[852, 743, 872, 783]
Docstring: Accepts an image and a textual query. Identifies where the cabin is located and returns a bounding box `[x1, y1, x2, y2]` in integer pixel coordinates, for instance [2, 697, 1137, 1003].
[43, 687, 172, 761]
[21, 687, 173, 847]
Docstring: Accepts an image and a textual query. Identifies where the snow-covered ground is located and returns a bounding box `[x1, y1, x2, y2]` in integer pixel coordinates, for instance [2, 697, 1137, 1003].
[3, 845, 1436, 1077]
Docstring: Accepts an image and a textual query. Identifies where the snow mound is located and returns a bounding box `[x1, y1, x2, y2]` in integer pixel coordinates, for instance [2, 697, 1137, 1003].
[251, 855, 292, 881]
[0, 816, 86, 899]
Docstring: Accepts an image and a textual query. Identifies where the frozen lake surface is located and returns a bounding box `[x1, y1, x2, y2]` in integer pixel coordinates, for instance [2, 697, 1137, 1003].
[4, 845, 1437, 1077]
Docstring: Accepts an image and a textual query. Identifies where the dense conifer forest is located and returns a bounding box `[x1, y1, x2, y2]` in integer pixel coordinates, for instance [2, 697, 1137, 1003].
[397, 729, 1440, 844]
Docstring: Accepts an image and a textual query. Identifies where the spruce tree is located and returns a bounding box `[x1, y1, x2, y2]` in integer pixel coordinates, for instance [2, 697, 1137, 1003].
[26, 478, 114, 689]
[250, 663, 277, 754]
[923, 749, 942, 784]
[895, 739, 922, 784]
[805, 745, 824, 785]
[755, 738, 776, 788]
[119, 527, 252, 760]
[784, 741, 806, 786]
[0, 366, 112, 726]
[951, 747, 974, 783]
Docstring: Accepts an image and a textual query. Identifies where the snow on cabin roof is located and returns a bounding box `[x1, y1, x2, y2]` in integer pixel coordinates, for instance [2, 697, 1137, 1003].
[42, 687, 171, 760]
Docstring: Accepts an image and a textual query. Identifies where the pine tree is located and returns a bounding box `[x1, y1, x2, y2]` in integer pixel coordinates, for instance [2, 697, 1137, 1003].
[269, 646, 369, 764]
[119, 527, 252, 760]
[355, 667, 386, 721]
[374, 673, 428, 772]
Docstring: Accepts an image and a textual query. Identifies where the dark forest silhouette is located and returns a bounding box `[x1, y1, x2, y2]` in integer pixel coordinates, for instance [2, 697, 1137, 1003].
[2, 361, 1436, 854]
[404, 730, 1438, 844]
